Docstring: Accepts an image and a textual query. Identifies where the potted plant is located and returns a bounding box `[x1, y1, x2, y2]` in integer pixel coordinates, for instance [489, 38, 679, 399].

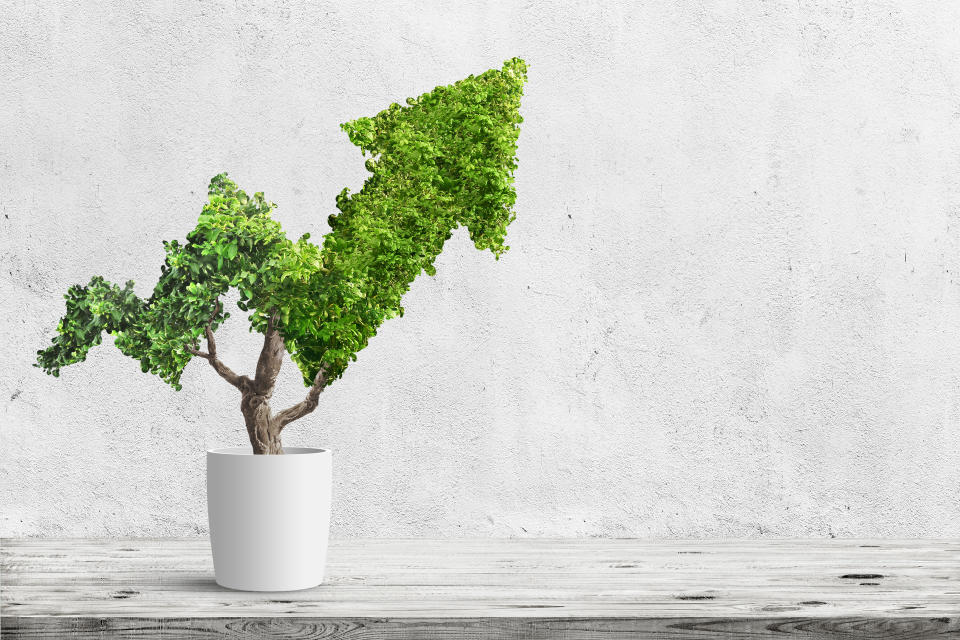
[35, 58, 527, 591]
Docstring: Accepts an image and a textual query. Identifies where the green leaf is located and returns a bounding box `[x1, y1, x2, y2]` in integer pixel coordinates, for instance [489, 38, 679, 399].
[35, 59, 527, 394]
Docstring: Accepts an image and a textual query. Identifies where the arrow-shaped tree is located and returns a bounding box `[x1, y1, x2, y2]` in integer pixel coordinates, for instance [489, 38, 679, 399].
[37, 58, 527, 454]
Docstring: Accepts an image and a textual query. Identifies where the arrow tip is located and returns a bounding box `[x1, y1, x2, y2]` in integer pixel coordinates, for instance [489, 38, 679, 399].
[338, 58, 528, 258]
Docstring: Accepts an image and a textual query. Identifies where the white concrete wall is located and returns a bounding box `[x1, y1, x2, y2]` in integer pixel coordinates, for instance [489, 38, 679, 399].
[3, 1, 960, 538]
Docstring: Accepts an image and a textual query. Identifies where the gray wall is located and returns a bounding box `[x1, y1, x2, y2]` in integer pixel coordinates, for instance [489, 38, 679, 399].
[3, 1, 960, 538]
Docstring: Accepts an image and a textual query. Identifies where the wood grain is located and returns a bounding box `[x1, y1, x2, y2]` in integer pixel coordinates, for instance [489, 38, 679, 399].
[6, 617, 960, 639]
[3, 538, 960, 638]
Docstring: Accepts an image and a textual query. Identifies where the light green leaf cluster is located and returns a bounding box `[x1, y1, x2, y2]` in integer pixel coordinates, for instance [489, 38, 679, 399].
[37, 58, 527, 390]
[291, 57, 527, 384]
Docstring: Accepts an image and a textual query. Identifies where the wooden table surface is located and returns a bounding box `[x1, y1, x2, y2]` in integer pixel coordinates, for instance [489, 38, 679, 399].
[2, 538, 960, 639]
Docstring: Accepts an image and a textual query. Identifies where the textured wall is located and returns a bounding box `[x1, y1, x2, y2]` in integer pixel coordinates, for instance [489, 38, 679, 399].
[3, 1, 960, 538]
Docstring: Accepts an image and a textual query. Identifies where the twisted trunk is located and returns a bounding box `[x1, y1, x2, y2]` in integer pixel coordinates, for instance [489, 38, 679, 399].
[240, 325, 285, 455]
[191, 303, 331, 455]
[241, 393, 283, 455]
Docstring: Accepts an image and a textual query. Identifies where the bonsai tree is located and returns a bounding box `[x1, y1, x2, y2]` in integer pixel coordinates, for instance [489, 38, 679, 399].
[36, 58, 527, 454]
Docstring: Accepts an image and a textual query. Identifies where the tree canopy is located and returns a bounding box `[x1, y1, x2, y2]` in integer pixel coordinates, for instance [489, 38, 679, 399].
[37, 58, 527, 391]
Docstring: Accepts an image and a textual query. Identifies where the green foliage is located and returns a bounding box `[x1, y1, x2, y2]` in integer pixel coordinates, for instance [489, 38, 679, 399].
[37, 58, 527, 389]
[37, 177, 291, 389]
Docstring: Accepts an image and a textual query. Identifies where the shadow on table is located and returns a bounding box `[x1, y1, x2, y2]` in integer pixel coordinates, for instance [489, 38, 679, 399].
[157, 574, 323, 595]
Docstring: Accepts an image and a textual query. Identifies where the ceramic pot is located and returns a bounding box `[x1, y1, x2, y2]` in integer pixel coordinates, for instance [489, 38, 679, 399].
[207, 446, 332, 591]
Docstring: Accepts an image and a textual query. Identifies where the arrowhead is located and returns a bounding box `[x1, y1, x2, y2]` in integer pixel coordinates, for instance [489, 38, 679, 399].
[338, 57, 527, 256]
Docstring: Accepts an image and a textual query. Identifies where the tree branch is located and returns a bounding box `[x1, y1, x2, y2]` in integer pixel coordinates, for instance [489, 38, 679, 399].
[188, 300, 251, 391]
[273, 364, 331, 429]
[186, 347, 210, 359]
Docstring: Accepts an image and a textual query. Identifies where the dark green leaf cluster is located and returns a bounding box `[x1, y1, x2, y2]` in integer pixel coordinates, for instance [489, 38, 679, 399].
[37, 58, 527, 390]
[38, 176, 293, 389]
[36, 276, 144, 377]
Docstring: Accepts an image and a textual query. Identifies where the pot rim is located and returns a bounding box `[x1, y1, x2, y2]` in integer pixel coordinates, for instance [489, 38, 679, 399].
[207, 446, 330, 456]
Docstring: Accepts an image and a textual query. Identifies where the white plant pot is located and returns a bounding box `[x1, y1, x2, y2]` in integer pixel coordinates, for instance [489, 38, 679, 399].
[207, 446, 332, 591]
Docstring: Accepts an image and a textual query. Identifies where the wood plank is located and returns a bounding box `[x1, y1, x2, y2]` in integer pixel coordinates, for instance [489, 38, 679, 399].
[3, 539, 960, 638]
[5, 616, 960, 640]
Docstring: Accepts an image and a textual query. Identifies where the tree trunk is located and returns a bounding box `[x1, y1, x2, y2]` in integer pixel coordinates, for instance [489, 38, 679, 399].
[192, 302, 331, 455]
[240, 323, 286, 455]
[241, 392, 282, 455]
